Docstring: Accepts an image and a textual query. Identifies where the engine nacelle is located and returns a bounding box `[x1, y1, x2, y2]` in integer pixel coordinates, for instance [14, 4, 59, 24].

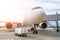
[6, 22, 12, 29]
[40, 22, 47, 29]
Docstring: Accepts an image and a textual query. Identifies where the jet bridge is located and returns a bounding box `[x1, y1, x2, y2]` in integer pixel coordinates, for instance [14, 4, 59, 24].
[44, 14, 60, 21]
[44, 13, 60, 32]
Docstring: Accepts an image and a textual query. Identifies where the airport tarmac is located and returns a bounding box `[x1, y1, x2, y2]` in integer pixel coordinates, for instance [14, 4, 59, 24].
[0, 28, 60, 40]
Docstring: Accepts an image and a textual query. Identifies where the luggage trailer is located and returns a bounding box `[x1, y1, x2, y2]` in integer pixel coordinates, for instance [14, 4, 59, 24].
[15, 27, 28, 37]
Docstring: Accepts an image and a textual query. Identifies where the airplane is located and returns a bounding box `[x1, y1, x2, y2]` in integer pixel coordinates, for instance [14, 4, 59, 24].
[0, 7, 48, 33]
[0, 6, 60, 33]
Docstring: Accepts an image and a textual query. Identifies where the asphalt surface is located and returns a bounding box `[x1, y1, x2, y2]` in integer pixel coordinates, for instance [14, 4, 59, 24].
[0, 29, 60, 40]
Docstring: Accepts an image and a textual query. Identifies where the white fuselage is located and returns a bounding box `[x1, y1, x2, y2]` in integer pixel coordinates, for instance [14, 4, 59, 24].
[0, 7, 46, 28]
[23, 8, 46, 26]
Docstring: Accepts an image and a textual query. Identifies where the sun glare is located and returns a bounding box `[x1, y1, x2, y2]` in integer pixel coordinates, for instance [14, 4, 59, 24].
[0, 0, 26, 23]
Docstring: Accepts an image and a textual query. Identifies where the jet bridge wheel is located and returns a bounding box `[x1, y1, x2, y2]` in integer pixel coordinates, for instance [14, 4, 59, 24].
[56, 29, 59, 32]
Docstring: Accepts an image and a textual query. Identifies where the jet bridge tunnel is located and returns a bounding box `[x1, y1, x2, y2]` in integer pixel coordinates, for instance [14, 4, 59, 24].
[43, 13, 60, 32]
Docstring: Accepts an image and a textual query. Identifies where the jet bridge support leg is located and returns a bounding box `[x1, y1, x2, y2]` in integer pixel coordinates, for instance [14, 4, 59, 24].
[56, 21, 59, 32]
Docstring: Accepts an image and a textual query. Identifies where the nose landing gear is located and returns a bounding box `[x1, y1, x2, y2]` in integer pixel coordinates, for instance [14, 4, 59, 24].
[32, 24, 39, 34]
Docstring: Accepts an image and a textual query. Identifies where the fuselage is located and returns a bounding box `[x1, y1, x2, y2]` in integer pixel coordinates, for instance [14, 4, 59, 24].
[23, 7, 46, 26]
[0, 7, 46, 29]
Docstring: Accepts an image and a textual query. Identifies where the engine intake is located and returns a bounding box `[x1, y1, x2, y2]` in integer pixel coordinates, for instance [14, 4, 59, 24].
[40, 22, 47, 29]
[6, 22, 12, 29]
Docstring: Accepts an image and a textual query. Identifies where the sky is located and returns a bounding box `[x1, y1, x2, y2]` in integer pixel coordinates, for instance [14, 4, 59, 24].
[0, 0, 60, 22]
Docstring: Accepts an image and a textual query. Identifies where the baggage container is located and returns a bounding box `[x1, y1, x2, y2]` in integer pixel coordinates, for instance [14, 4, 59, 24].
[15, 27, 28, 37]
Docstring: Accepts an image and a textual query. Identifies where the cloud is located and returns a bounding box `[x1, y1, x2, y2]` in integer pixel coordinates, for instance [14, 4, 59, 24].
[0, 0, 60, 16]
[18, 0, 60, 15]
[34, 0, 60, 15]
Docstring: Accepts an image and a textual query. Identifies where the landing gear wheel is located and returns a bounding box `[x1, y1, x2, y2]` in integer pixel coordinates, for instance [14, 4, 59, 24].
[33, 30, 38, 34]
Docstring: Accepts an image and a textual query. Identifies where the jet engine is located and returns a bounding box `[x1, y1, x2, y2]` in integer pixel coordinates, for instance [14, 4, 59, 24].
[40, 22, 47, 29]
[6, 22, 12, 29]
